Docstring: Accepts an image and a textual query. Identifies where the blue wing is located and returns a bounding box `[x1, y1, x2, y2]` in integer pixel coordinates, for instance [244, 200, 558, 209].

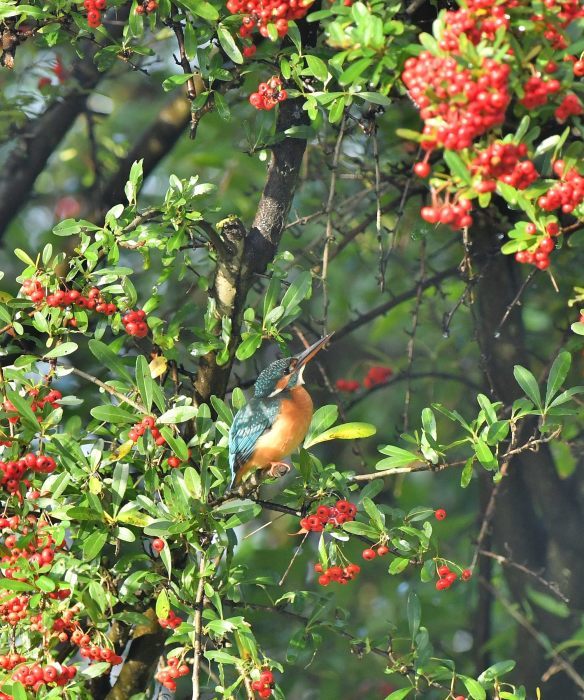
[228, 398, 277, 487]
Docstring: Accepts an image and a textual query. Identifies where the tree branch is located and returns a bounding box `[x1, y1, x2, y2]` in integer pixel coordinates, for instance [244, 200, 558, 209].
[0, 6, 131, 236]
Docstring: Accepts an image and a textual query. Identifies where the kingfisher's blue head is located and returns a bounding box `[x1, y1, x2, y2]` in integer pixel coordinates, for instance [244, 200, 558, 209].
[253, 334, 333, 399]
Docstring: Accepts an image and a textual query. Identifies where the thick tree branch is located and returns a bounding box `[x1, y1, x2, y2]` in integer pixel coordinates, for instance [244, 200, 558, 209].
[0, 6, 131, 236]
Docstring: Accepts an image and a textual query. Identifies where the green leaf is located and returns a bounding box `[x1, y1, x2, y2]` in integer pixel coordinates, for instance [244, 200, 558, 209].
[362, 497, 385, 530]
[90, 405, 137, 424]
[6, 391, 39, 432]
[338, 57, 372, 86]
[384, 689, 412, 700]
[83, 530, 108, 560]
[354, 91, 391, 106]
[43, 341, 78, 359]
[304, 422, 375, 448]
[444, 150, 472, 185]
[281, 271, 312, 313]
[88, 339, 133, 382]
[407, 591, 421, 640]
[527, 587, 570, 618]
[182, 0, 219, 20]
[157, 406, 198, 423]
[9, 682, 27, 700]
[36, 575, 56, 592]
[217, 25, 243, 64]
[376, 445, 420, 469]
[162, 73, 194, 91]
[513, 364, 541, 409]
[236, 332, 262, 361]
[342, 521, 380, 538]
[155, 588, 170, 619]
[306, 55, 329, 82]
[111, 462, 129, 512]
[304, 405, 338, 446]
[462, 677, 486, 700]
[474, 439, 497, 470]
[204, 650, 241, 665]
[0, 578, 33, 591]
[81, 662, 111, 679]
[160, 426, 190, 462]
[136, 355, 154, 412]
[545, 351, 571, 407]
[389, 557, 409, 574]
[478, 660, 516, 683]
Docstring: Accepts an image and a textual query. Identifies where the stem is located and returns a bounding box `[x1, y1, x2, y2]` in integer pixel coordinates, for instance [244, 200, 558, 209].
[192, 554, 207, 700]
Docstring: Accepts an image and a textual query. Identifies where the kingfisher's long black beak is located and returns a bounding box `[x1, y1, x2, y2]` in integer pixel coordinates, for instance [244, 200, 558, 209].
[293, 333, 334, 369]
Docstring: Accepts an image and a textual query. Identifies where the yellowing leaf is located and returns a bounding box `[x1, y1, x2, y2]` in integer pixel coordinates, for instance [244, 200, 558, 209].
[149, 355, 168, 378]
[304, 422, 376, 448]
[0, 291, 13, 302]
[113, 440, 134, 461]
[88, 476, 103, 495]
[116, 509, 153, 527]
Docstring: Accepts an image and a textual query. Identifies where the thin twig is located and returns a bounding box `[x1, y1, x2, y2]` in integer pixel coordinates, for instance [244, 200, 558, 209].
[494, 268, 537, 337]
[69, 366, 146, 414]
[192, 554, 207, 700]
[321, 115, 346, 333]
[480, 578, 584, 695]
[478, 549, 568, 603]
[402, 240, 426, 432]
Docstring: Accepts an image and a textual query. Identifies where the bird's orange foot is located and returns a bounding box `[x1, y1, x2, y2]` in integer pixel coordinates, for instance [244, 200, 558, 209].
[267, 462, 291, 479]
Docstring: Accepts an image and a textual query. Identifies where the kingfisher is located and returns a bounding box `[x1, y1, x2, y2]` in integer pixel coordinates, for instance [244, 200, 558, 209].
[228, 334, 333, 488]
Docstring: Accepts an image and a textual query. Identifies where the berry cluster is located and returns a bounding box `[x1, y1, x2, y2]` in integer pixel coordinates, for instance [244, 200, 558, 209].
[83, 0, 107, 28]
[362, 544, 390, 560]
[251, 668, 275, 698]
[538, 161, 584, 214]
[335, 365, 393, 393]
[514, 233, 555, 270]
[0, 653, 27, 671]
[2, 387, 61, 434]
[11, 662, 77, 692]
[555, 93, 583, 121]
[435, 563, 472, 591]
[0, 515, 61, 582]
[363, 365, 393, 389]
[0, 591, 28, 626]
[421, 195, 473, 231]
[79, 642, 122, 665]
[0, 454, 56, 495]
[21, 278, 148, 338]
[402, 54, 510, 152]
[439, 1, 509, 52]
[155, 657, 190, 692]
[158, 609, 181, 630]
[335, 379, 360, 392]
[520, 75, 561, 109]
[299, 500, 357, 532]
[470, 142, 538, 192]
[122, 309, 148, 338]
[227, 0, 312, 41]
[249, 76, 287, 110]
[315, 562, 360, 587]
[135, 0, 158, 13]
[128, 416, 166, 445]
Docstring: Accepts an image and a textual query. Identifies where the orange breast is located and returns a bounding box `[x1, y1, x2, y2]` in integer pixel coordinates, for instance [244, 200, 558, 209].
[247, 387, 313, 469]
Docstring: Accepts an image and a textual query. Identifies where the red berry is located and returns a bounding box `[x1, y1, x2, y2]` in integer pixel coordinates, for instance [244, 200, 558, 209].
[376, 545, 389, 556]
[436, 578, 450, 590]
[525, 223, 537, 235]
[461, 569, 472, 581]
[362, 548, 376, 561]
[152, 538, 165, 552]
[414, 161, 431, 178]
[435, 509, 447, 520]
[573, 61, 584, 78]
[318, 574, 330, 586]
[437, 565, 450, 577]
